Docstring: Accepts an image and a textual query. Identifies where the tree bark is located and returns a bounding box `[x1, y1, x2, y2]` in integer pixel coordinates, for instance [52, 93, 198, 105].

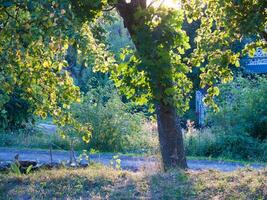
[156, 101, 188, 169]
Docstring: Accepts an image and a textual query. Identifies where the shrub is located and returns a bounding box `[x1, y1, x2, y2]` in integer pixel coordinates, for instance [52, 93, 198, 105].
[70, 81, 157, 152]
[185, 76, 267, 162]
[0, 124, 84, 150]
[184, 127, 267, 162]
[0, 89, 34, 130]
[207, 75, 267, 140]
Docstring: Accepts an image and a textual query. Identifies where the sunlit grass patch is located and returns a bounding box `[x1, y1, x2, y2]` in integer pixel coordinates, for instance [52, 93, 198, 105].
[190, 168, 267, 200]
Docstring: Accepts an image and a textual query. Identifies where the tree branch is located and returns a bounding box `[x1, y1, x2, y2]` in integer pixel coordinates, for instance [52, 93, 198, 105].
[102, 5, 116, 12]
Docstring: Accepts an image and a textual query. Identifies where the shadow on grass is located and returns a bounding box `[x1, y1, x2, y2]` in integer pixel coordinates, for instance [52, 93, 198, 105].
[2, 165, 265, 199]
[0, 166, 196, 200]
[148, 169, 195, 200]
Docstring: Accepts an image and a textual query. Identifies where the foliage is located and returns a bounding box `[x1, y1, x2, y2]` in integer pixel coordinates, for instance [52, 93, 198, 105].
[184, 128, 267, 162]
[184, 76, 267, 162]
[0, 0, 97, 141]
[0, 89, 34, 130]
[109, 155, 122, 170]
[95, 7, 193, 114]
[207, 76, 267, 140]
[69, 80, 157, 152]
[10, 162, 33, 175]
[0, 126, 86, 150]
[10, 162, 22, 176]
[104, 11, 134, 57]
[182, 0, 267, 109]
[81, 0, 266, 114]
[69, 0, 116, 21]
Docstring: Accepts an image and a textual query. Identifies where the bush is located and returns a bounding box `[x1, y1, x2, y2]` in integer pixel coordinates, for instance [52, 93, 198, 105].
[207, 75, 267, 140]
[184, 127, 267, 162]
[70, 81, 157, 152]
[0, 89, 34, 130]
[185, 76, 267, 162]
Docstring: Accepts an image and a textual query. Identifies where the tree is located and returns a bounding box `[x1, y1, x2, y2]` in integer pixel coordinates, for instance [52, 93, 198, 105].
[75, 0, 191, 168]
[114, 1, 191, 169]
[92, 0, 266, 169]
[182, 0, 266, 110]
[0, 1, 91, 141]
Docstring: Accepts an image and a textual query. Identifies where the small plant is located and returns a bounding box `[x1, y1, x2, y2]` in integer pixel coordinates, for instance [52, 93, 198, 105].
[81, 150, 89, 160]
[10, 162, 33, 175]
[78, 150, 90, 163]
[186, 120, 196, 135]
[25, 165, 33, 174]
[10, 162, 21, 175]
[109, 155, 121, 170]
[89, 148, 99, 154]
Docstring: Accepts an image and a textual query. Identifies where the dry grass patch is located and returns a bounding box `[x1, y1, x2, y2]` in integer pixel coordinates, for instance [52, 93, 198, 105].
[190, 168, 267, 200]
[0, 163, 266, 200]
[0, 163, 149, 200]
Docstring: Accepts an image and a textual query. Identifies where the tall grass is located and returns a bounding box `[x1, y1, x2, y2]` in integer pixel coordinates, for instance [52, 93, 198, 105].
[0, 120, 159, 154]
[0, 127, 86, 150]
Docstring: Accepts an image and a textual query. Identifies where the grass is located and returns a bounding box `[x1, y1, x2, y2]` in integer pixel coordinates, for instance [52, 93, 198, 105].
[187, 156, 267, 165]
[0, 127, 87, 151]
[0, 164, 266, 199]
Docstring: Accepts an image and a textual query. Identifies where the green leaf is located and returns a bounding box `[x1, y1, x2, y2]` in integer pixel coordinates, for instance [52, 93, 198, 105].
[10, 163, 21, 175]
[235, 60, 240, 67]
[213, 87, 220, 96]
[26, 165, 33, 174]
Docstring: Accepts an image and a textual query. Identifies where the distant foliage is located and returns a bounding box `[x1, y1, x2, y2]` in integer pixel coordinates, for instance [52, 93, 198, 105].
[185, 76, 267, 162]
[185, 128, 267, 162]
[207, 76, 267, 140]
[104, 12, 134, 57]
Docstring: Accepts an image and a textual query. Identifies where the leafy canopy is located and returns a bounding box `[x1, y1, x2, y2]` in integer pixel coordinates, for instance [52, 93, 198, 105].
[182, 0, 266, 109]
[0, 0, 266, 142]
[0, 0, 101, 141]
[92, 0, 266, 112]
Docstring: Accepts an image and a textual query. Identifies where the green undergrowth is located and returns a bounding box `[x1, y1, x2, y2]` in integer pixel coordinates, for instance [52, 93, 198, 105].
[0, 164, 266, 200]
[184, 127, 267, 163]
[0, 128, 86, 151]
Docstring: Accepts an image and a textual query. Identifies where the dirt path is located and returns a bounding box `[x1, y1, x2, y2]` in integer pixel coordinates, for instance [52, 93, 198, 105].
[0, 148, 265, 172]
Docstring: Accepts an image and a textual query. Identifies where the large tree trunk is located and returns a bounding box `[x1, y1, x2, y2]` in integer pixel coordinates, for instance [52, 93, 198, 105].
[156, 101, 188, 169]
[116, 0, 188, 170]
